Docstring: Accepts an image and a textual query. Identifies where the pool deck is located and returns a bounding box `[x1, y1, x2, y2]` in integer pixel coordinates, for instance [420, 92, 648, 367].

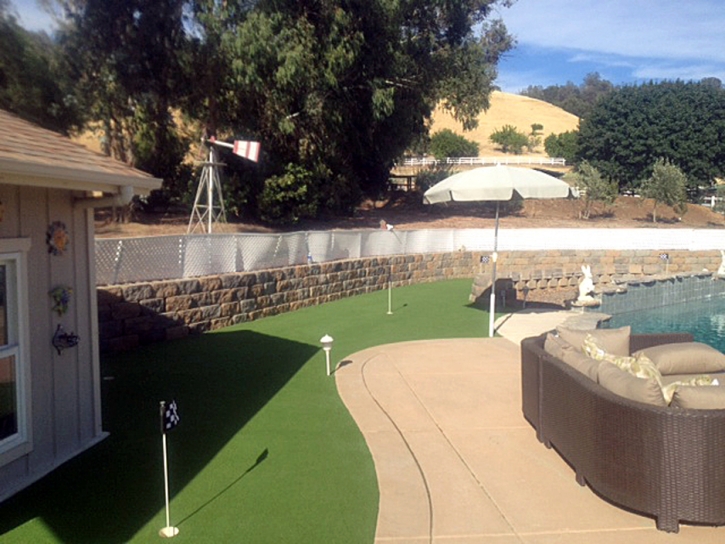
[335, 309, 725, 543]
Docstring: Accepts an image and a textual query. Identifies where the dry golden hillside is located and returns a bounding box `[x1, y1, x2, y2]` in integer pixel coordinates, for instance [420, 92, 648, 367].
[431, 91, 580, 157]
[75, 91, 577, 160]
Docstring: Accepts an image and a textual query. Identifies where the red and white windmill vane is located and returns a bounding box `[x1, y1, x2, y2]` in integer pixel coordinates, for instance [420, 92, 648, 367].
[187, 137, 261, 234]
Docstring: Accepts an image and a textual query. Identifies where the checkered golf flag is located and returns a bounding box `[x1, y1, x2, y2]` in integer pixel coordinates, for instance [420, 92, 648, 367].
[160, 400, 180, 434]
[659, 253, 669, 260]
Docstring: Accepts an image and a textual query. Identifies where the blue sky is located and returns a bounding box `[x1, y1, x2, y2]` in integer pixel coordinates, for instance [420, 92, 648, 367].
[9, 0, 54, 32]
[9, 0, 725, 94]
[494, 0, 725, 92]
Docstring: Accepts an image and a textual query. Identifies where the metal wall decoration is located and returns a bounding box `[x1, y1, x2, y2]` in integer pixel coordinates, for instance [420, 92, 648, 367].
[46, 221, 69, 255]
[52, 324, 79, 355]
[49, 286, 73, 316]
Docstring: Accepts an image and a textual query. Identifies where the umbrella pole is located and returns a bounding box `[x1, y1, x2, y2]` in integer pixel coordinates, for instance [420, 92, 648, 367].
[489, 203, 500, 337]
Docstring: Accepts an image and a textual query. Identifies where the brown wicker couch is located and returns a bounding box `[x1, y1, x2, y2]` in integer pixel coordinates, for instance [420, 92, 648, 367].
[521, 331, 725, 533]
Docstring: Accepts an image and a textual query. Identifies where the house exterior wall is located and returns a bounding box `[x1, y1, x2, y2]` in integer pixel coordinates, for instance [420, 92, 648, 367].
[0, 184, 105, 502]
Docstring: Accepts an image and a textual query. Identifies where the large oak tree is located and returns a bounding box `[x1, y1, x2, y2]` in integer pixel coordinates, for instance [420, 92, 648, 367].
[577, 81, 725, 193]
[52, 0, 514, 220]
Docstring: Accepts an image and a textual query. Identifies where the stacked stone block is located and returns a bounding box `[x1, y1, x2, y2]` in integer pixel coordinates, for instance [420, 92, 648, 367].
[97, 249, 722, 352]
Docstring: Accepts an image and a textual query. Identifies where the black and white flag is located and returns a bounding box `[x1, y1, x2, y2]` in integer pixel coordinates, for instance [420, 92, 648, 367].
[161, 400, 180, 434]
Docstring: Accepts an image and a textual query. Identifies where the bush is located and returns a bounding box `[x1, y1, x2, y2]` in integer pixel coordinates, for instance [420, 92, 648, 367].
[258, 164, 318, 224]
[489, 125, 529, 154]
[640, 158, 688, 223]
[568, 161, 617, 219]
[415, 166, 453, 193]
[428, 129, 479, 160]
[544, 130, 579, 165]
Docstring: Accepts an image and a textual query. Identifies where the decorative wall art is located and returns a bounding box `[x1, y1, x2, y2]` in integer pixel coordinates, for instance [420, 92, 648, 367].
[46, 221, 69, 255]
[49, 286, 73, 316]
[52, 324, 79, 355]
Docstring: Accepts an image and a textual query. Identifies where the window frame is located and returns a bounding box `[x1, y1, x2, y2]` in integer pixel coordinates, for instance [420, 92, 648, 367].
[0, 239, 32, 464]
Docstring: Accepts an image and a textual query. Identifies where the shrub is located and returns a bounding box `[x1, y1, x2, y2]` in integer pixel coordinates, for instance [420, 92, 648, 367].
[258, 164, 318, 224]
[489, 125, 529, 154]
[415, 166, 453, 193]
[640, 158, 688, 223]
[568, 161, 617, 219]
[544, 131, 579, 165]
[428, 129, 479, 160]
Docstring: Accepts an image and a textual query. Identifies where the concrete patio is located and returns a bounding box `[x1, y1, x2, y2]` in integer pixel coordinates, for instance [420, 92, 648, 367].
[335, 309, 724, 543]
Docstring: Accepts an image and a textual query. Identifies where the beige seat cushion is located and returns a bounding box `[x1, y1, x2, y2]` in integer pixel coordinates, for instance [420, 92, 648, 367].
[544, 332, 569, 359]
[671, 385, 725, 409]
[545, 333, 599, 381]
[557, 326, 631, 356]
[634, 342, 725, 375]
[598, 361, 667, 406]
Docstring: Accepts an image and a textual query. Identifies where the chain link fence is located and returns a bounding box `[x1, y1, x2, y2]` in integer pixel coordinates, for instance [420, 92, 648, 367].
[95, 228, 725, 285]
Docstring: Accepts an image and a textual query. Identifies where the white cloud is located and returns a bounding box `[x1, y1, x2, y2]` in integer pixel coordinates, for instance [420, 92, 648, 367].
[633, 63, 725, 83]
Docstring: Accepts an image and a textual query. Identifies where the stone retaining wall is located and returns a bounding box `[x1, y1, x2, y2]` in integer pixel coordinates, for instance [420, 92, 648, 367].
[98, 249, 722, 352]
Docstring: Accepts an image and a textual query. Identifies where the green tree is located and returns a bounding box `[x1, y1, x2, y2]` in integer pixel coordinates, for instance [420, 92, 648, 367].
[577, 81, 725, 194]
[526, 123, 543, 152]
[218, 0, 513, 218]
[258, 163, 318, 224]
[544, 130, 579, 165]
[640, 158, 688, 223]
[521, 72, 614, 118]
[489, 124, 528, 154]
[51, 0, 513, 222]
[57, 0, 192, 209]
[0, 4, 81, 132]
[428, 129, 479, 160]
[568, 161, 617, 219]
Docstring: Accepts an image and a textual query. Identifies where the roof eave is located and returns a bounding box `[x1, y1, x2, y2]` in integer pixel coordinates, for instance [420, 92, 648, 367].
[0, 158, 163, 195]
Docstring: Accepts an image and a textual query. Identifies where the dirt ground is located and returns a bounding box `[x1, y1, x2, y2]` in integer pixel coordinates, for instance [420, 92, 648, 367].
[95, 193, 725, 238]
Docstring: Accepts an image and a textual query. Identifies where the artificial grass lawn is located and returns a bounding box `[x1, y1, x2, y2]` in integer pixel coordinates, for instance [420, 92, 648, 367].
[0, 278, 494, 543]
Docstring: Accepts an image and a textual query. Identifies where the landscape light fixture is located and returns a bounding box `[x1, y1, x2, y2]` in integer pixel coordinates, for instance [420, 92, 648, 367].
[320, 334, 334, 376]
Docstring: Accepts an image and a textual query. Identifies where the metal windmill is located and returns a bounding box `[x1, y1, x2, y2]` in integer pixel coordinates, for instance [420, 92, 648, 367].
[187, 137, 260, 234]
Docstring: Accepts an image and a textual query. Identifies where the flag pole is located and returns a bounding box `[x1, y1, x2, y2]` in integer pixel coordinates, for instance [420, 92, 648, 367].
[159, 401, 179, 538]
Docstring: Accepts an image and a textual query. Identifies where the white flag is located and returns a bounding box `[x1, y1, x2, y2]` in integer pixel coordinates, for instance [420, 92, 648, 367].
[233, 140, 261, 162]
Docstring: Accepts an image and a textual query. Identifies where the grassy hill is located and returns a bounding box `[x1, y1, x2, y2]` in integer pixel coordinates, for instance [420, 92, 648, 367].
[431, 91, 580, 157]
[75, 91, 578, 161]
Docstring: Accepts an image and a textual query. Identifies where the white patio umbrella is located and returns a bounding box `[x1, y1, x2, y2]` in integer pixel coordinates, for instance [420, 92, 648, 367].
[423, 164, 574, 337]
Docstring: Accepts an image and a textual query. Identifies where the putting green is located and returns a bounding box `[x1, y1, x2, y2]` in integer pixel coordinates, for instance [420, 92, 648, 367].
[0, 278, 490, 543]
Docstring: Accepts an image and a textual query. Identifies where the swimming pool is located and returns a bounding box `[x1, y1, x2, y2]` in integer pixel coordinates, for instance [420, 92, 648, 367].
[605, 295, 725, 353]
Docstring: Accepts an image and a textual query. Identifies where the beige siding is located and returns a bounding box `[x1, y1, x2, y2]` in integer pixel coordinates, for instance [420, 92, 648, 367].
[0, 184, 104, 500]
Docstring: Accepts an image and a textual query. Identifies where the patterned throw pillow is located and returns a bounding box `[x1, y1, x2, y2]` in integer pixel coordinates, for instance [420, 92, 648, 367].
[558, 326, 630, 356]
[662, 375, 718, 405]
[582, 335, 636, 369]
[583, 334, 715, 404]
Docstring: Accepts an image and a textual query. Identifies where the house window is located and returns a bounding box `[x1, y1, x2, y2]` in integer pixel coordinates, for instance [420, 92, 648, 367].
[0, 264, 19, 443]
[0, 242, 30, 460]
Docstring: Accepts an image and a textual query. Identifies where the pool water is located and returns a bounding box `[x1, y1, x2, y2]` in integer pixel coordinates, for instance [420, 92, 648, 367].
[605, 295, 725, 353]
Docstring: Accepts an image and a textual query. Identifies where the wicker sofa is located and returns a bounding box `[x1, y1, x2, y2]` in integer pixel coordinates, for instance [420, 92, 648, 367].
[521, 331, 725, 532]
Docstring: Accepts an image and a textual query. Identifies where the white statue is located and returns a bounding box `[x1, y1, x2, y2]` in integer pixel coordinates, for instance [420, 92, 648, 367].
[575, 264, 599, 306]
[718, 250, 725, 277]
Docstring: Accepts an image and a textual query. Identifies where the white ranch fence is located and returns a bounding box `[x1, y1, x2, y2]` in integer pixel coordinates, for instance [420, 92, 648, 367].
[399, 156, 567, 167]
[95, 228, 725, 285]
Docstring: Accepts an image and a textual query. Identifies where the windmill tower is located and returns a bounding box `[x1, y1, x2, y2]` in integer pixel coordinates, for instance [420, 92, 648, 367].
[187, 138, 260, 234]
[187, 144, 226, 234]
